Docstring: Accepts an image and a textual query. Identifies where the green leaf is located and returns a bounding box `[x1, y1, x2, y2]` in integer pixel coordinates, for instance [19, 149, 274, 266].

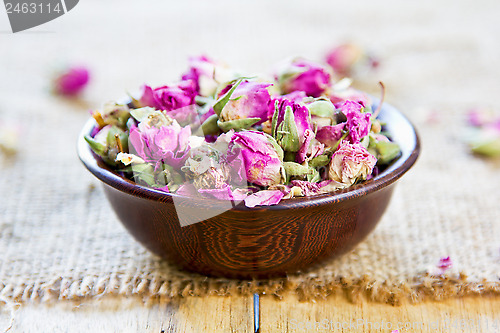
[217, 117, 260, 132]
[213, 79, 244, 117]
[376, 141, 401, 165]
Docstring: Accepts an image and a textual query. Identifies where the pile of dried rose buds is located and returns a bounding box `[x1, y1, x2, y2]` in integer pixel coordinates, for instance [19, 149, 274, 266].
[85, 56, 400, 207]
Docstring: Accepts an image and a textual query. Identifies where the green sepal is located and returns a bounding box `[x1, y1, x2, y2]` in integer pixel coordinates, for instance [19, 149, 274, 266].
[470, 138, 500, 157]
[306, 98, 335, 118]
[375, 141, 401, 165]
[363, 105, 373, 115]
[283, 151, 296, 162]
[360, 135, 371, 149]
[275, 105, 300, 152]
[283, 162, 312, 176]
[106, 126, 129, 153]
[271, 100, 279, 135]
[213, 79, 244, 117]
[307, 168, 321, 183]
[200, 114, 220, 136]
[309, 154, 330, 167]
[84, 135, 107, 157]
[131, 163, 156, 186]
[264, 133, 284, 161]
[217, 117, 260, 132]
[116, 166, 133, 173]
[130, 107, 162, 122]
[127, 93, 141, 109]
[332, 108, 347, 125]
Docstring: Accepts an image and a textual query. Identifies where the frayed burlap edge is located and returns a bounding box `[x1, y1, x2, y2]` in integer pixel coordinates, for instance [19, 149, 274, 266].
[1, 273, 499, 306]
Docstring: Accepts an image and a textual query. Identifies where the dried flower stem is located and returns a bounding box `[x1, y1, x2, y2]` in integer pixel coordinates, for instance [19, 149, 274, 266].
[372, 81, 385, 119]
[92, 112, 106, 128]
[114, 134, 123, 153]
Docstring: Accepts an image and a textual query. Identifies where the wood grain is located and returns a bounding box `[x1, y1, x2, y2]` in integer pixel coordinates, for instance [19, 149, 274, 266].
[3, 295, 499, 332]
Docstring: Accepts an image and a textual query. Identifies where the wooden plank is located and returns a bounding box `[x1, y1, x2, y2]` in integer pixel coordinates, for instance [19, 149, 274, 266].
[260, 294, 500, 332]
[2, 295, 499, 332]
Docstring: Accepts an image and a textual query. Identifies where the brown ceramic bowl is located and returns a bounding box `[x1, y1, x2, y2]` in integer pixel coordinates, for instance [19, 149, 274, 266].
[78, 101, 419, 279]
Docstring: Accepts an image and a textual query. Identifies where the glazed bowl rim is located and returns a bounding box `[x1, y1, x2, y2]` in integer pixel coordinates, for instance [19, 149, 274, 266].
[77, 100, 420, 211]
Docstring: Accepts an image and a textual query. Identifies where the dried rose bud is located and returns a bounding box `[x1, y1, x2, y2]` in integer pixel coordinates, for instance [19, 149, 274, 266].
[218, 80, 272, 125]
[328, 140, 377, 185]
[139, 80, 198, 126]
[329, 88, 372, 109]
[53, 66, 90, 97]
[466, 109, 500, 157]
[128, 108, 192, 169]
[276, 59, 332, 97]
[296, 129, 324, 164]
[230, 131, 284, 187]
[325, 43, 379, 77]
[325, 44, 363, 76]
[85, 125, 129, 166]
[93, 102, 130, 128]
[290, 180, 344, 196]
[271, 98, 312, 152]
[316, 123, 346, 147]
[181, 55, 238, 97]
[341, 100, 371, 144]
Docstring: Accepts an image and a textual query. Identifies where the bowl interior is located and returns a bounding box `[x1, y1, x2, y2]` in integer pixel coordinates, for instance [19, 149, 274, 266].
[77, 100, 420, 210]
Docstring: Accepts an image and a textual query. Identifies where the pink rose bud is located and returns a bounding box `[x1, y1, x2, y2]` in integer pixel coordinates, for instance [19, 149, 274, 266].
[325, 44, 363, 76]
[139, 80, 198, 126]
[296, 129, 324, 164]
[329, 88, 372, 109]
[182, 55, 238, 97]
[316, 123, 346, 147]
[277, 59, 332, 97]
[267, 91, 306, 120]
[230, 131, 284, 187]
[271, 98, 312, 152]
[219, 80, 272, 124]
[325, 43, 379, 77]
[128, 109, 192, 169]
[328, 140, 377, 185]
[53, 66, 90, 96]
[341, 100, 371, 143]
[181, 55, 216, 94]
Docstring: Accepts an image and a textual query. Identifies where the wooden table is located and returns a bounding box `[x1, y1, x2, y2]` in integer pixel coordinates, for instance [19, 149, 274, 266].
[3, 295, 499, 332]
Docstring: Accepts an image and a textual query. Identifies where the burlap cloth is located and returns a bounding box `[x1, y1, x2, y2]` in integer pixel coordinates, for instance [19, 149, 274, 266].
[1, 0, 499, 305]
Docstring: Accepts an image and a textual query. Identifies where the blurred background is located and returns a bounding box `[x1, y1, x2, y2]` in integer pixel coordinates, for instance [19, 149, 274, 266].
[2, 0, 500, 112]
